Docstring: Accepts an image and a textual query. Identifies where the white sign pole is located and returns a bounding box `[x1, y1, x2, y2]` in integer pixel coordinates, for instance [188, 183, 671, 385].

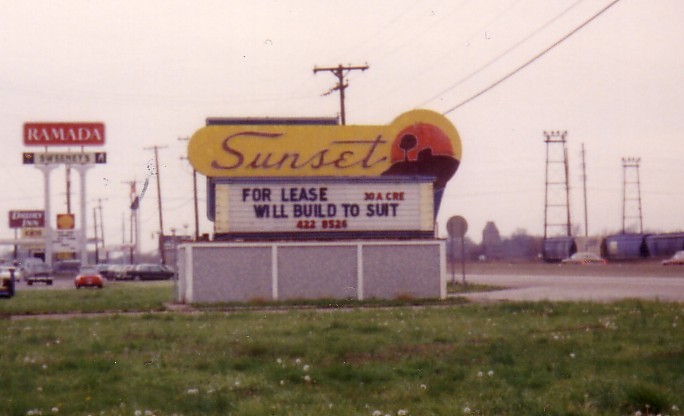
[36, 164, 57, 266]
[74, 165, 92, 265]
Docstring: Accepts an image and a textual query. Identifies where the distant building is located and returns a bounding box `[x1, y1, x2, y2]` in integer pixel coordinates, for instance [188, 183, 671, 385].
[482, 221, 503, 260]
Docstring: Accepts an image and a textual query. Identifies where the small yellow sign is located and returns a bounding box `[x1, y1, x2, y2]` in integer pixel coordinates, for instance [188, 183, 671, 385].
[188, 110, 462, 190]
[22, 227, 44, 239]
[57, 213, 75, 230]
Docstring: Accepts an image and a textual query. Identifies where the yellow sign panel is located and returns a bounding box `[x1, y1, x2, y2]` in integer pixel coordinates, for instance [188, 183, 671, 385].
[188, 110, 461, 191]
[57, 213, 75, 230]
[22, 227, 44, 239]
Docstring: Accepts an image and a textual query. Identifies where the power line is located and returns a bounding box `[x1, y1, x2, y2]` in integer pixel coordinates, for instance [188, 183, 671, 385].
[418, 0, 584, 108]
[361, 0, 526, 108]
[442, 0, 623, 115]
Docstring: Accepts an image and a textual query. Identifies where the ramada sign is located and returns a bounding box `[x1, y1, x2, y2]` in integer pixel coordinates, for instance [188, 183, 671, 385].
[23, 122, 105, 146]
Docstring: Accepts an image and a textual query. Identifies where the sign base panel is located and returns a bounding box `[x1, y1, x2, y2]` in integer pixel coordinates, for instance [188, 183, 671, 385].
[176, 239, 447, 303]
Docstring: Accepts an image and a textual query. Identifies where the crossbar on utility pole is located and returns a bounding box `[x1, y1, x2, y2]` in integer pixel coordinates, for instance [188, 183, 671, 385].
[313, 63, 368, 125]
[144, 145, 168, 265]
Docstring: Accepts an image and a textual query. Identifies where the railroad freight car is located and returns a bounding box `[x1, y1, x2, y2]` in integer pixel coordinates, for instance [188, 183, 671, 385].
[542, 236, 576, 262]
[601, 234, 648, 260]
[644, 232, 684, 258]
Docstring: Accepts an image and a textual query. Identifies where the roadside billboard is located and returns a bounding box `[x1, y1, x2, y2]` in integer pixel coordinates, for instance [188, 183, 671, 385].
[189, 109, 461, 217]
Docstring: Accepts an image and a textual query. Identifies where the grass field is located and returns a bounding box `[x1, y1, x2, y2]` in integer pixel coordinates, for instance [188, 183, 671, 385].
[0, 282, 173, 317]
[0, 281, 682, 416]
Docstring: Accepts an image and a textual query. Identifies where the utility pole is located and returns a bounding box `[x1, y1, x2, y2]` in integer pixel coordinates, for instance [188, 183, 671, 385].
[93, 206, 99, 264]
[622, 157, 643, 234]
[91, 198, 106, 264]
[178, 137, 200, 240]
[66, 165, 72, 214]
[144, 145, 168, 265]
[581, 143, 588, 239]
[313, 63, 368, 125]
[123, 179, 140, 264]
[96, 198, 106, 261]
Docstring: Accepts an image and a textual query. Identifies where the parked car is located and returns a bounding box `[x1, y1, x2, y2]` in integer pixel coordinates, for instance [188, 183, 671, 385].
[111, 264, 136, 280]
[74, 266, 104, 289]
[128, 263, 175, 280]
[95, 263, 118, 280]
[662, 250, 684, 266]
[561, 252, 607, 265]
[0, 265, 22, 283]
[24, 262, 53, 285]
[52, 260, 82, 278]
[0, 269, 15, 298]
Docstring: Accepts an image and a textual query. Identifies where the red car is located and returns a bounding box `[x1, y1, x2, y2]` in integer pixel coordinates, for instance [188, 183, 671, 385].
[74, 266, 104, 289]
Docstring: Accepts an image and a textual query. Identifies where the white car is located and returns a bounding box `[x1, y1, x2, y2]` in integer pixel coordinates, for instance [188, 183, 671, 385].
[561, 252, 607, 265]
[0, 266, 22, 282]
[662, 250, 684, 266]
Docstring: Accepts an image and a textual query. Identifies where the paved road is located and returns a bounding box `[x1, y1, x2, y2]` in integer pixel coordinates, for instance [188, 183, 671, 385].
[458, 273, 684, 302]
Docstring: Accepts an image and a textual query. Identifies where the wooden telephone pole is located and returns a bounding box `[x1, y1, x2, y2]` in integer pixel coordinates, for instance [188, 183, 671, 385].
[313, 63, 368, 125]
[144, 145, 168, 265]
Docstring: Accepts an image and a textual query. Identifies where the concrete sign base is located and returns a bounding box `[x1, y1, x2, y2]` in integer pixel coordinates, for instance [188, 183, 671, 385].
[176, 240, 446, 303]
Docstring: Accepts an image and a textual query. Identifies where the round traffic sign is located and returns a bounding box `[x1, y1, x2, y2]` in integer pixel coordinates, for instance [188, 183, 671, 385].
[447, 215, 468, 237]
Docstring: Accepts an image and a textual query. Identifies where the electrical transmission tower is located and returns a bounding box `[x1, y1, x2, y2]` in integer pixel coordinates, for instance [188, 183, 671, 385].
[313, 63, 368, 125]
[621, 157, 643, 234]
[543, 131, 572, 239]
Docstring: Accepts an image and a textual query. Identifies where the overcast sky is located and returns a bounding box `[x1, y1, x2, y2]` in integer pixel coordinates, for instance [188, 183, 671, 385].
[1, 0, 683, 253]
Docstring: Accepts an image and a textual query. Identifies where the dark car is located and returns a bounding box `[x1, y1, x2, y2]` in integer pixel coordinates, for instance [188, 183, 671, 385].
[0, 266, 17, 297]
[95, 263, 118, 280]
[111, 264, 136, 280]
[128, 264, 175, 280]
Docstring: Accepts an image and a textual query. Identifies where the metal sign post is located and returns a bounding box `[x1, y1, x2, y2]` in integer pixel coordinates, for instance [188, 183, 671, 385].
[36, 165, 57, 266]
[74, 165, 92, 265]
[447, 215, 468, 285]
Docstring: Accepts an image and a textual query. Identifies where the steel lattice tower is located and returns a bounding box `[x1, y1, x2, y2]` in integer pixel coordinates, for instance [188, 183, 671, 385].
[621, 157, 643, 234]
[543, 131, 572, 239]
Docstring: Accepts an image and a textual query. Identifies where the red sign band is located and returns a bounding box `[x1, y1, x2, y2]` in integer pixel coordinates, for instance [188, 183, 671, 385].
[23, 122, 105, 146]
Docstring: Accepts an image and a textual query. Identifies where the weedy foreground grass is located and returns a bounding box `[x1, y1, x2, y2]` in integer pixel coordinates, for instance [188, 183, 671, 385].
[0, 282, 173, 316]
[0, 299, 682, 415]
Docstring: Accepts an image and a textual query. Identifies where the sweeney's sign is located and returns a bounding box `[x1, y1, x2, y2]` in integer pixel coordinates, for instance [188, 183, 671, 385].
[188, 109, 461, 189]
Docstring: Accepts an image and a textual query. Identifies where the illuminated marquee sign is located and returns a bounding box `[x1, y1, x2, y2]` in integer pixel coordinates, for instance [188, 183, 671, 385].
[211, 177, 435, 239]
[189, 110, 461, 213]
